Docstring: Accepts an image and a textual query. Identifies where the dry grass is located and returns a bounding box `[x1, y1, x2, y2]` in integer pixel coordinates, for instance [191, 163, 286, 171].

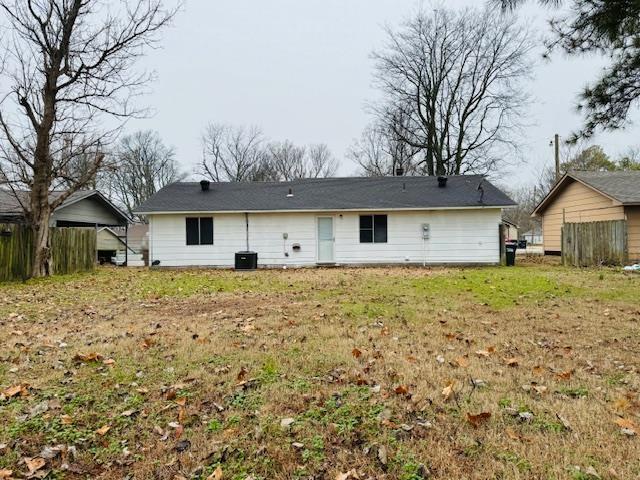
[0, 264, 639, 480]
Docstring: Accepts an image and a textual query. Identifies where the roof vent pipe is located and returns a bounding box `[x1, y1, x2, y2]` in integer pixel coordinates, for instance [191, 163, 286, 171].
[395, 166, 404, 176]
[200, 180, 210, 191]
[287, 188, 294, 198]
[437, 176, 448, 188]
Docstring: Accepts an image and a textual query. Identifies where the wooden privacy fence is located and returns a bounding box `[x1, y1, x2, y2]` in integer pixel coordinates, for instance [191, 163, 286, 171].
[562, 220, 628, 267]
[0, 224, 96, 281]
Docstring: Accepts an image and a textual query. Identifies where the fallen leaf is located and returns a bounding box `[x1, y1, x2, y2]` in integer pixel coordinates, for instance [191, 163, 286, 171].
[60, 414, 73, 425]
[206, 466, 223, 480]
[584, 466, 601, 479]
[175, 397, 187, 407]
[442, 382, 455, 402]
[0, 469, 13, 479]
[532, 385, 548, 395]
[614, 417, 638, 433]
[377, 445, 388, 466]
[505, 358, 519, 367]
[454, 356, 469, 368]
[532, 365, 545, 376]
[467, 412, 491, 428]
[394, 385, 409, 395]
[237, 366, 248, 381]
[24, 457, 46, 473]
[556, 369, 573, 380]
[505, 426, 522, 440]
[352, 348, 362, 359]
[280, 417, 295, 429]
[140, 338, 154, 350]
[103, 358, 115, 366]
[73, 352, 103, 362]
[2, 384, 29, 398]
[335, 470, 358, 480]
[95, 425, 111, 436]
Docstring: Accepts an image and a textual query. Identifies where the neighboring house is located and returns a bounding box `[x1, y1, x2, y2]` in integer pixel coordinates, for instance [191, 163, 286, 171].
[502, 217, 519, 242]
[522, 227, 543, 245]
[134, 176, 516, 268]
[0, 190, 129, 228]
[97, 227, 137, 264]
[107, 224, 149, 267]
[532, 171, 640, 260]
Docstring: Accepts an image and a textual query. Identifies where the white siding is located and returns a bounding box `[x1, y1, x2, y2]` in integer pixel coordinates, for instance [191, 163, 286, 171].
[149, 208, 502, 267]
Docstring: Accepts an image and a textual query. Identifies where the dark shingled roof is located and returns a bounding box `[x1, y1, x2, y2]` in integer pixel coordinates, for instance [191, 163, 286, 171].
[569, 171, 640, 204]
[134, 176, 515, 214]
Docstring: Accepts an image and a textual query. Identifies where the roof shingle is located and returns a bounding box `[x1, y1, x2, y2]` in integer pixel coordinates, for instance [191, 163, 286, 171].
[569, 171, 640, 204]
[134, 176, 515, 214]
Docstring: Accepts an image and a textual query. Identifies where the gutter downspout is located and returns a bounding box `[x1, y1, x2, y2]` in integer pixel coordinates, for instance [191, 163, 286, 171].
[245, 213, 249, 251]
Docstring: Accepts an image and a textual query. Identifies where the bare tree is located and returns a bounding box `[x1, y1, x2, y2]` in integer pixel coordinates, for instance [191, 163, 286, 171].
[306, 143, 339, 178]
[200, 123, 338, 182]
[349, 108, 420, 176]
[200, 124, 266, 182]
[265, 141, 338, 180]
[0, 0, 177, 277]
[266, 141, 307, 181]
[104, 130, 183, 219]
[371, 5, 533, 176]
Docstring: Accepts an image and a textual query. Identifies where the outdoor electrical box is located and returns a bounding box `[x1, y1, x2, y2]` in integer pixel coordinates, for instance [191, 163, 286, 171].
[422, 224, 430, 240]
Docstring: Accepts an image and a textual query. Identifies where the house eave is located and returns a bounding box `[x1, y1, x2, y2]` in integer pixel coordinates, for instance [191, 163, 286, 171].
[135, 205, 512, 216]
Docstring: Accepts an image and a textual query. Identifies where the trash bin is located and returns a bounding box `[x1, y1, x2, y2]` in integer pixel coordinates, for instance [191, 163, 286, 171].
[505, 244, 516, 267]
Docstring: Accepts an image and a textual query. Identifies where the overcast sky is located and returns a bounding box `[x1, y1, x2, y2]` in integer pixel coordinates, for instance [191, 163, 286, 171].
[130, 0, 640, 188]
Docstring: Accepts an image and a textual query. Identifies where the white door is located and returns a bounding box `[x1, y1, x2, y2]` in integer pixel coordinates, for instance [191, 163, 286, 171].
[317, 217, 335, 264]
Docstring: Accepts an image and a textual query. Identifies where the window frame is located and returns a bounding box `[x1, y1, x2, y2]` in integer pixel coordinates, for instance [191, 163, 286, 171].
[186, 217, 214, 246]
[359, 214, 388, 244]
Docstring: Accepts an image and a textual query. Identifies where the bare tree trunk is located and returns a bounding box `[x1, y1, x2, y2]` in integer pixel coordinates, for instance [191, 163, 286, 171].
[31, 206, 52, 277]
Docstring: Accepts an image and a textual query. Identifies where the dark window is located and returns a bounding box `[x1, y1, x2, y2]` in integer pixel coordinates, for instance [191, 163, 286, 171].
[186, 217, 214, 245]
[359, 215, 387, 243]
[186, 218, 200, 245]
[200, 218, 213, 245]
[374, 215, 388, 243]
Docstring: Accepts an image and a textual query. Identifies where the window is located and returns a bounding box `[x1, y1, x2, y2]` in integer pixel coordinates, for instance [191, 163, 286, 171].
[186, 217, 214, 245]
[359, 215, 387, 243]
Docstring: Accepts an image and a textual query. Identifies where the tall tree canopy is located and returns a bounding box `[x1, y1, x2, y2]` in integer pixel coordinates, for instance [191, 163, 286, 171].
[364, 5, 533, 177]
[0, 0, 177, 276]
[496, 0, 640, 139]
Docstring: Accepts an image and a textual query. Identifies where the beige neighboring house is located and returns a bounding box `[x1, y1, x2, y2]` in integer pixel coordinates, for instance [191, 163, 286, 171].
[532, 171, 640, 261]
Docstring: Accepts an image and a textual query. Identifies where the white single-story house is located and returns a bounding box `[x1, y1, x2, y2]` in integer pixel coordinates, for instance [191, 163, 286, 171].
[134, 176, 516, 268]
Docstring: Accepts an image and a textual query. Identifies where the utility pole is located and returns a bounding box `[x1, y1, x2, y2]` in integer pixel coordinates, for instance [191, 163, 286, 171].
[554, 134, 560, 180]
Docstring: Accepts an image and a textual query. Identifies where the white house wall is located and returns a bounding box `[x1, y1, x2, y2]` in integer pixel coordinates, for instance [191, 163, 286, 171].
[149, 209, 502, 267]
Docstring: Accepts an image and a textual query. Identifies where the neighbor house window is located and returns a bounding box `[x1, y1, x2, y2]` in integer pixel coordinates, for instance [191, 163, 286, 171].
[186, 217, 214, 245]
[359, 215, 387, 243]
